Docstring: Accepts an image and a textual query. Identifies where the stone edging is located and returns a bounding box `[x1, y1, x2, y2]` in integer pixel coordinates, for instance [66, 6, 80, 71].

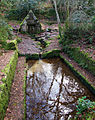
[18, 49, 61, 60]
[63, 47, 95, 76]
[60, 54, 95, 95]
[42, 49, 61, 58]
[0, 50, 18, 119]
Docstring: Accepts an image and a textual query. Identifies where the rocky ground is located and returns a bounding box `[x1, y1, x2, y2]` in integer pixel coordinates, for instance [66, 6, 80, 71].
[17, 33, 41, 55]
[12, 21, 62, 55]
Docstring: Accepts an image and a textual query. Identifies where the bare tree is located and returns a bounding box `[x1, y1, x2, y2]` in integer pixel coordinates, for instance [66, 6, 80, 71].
[52, 0, 61, 25]
[52, 0, 63, 40]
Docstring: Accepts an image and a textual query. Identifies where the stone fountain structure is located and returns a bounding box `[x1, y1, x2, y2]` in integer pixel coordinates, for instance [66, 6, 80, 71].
[20, 10, 41, 34]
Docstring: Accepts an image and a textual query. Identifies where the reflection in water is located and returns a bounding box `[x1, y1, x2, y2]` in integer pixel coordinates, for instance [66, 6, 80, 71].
[26, 58, 95, 120]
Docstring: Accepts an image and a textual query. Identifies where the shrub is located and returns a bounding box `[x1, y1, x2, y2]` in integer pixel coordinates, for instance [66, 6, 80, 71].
[84, 4, 95, 16]
[91, 16, 95, 26]
[75, 96, 95, 119]
[62, 13, 95, 46]
[70, 10, 89, 24]
[0, 17, 13, 49]
[6, 0, 41, 20]
[62, 23, 89, 45]
[46, 8, 56, 20]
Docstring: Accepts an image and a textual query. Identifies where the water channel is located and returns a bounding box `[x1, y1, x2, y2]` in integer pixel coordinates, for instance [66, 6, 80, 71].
[26, 58, 95, 120]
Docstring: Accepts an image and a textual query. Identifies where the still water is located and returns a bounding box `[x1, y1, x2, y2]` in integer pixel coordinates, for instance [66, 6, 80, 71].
[26, 58, 95, 120]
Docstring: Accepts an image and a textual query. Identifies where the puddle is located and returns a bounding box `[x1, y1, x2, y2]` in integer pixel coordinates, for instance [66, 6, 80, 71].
[26, 58, 95, 120]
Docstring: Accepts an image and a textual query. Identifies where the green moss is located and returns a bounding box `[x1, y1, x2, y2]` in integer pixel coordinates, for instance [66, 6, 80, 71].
[60, 55, 95, 95]
[16, 37, 22, 43]
[42, 49, 60, 59]
[19, 49, 61, 60]
[0, 50, 18, 119]
[36, 42, 41, 46]
[45, 41, 51, 47]
[4, 39, 18, 50]
[48, 37, 55, 40]
[19, 53, 39, 60]
[57, 35, 61, 39]
[87, 113, 95, 120]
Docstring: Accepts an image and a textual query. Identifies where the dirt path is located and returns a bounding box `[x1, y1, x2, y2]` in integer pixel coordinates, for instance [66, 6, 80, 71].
[4, 57, 26, 120]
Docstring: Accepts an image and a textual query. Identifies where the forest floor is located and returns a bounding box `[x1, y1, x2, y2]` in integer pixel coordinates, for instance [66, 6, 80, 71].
[71, 39, 95, 60]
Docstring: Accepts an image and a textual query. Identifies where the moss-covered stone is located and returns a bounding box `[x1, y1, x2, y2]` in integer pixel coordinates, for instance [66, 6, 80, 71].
[0, 50, 18, 119]
[19, 49, 61, 60]
[16, 37, 22, 43]
[5, 40, 18, 50]
[45, 41, 51, 47]
[20, 10, 41, 34]
[19, 53, 39, 60]
[42, 49, 60, 59]
[63, 47, 95, 76]
[60, 54, 95, 95]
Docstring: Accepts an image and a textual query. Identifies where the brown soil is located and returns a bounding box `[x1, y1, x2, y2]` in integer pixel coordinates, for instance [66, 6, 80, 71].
[4, 57, 26, 120]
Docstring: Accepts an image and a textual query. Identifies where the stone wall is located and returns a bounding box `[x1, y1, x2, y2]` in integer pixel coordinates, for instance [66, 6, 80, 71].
[20, 10, 41, 34]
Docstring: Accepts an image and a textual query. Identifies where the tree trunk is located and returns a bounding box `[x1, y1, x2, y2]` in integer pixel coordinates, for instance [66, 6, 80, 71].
[52, 0, 62, 40]
[52, 0, 60, 25]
